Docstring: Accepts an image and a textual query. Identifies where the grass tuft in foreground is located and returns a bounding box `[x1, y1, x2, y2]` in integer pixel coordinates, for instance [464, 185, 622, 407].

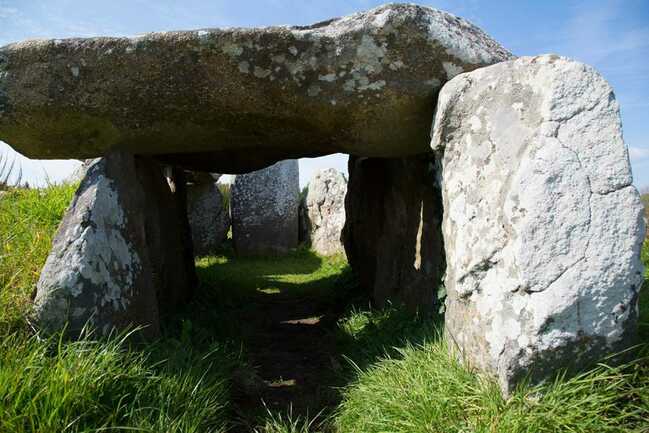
[0, 330, 236, 433]
[0, 184, 238, 432]
[333, 295, 649, 433]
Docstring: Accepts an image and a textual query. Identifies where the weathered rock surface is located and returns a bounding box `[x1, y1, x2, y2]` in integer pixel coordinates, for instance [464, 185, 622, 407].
[342, 155, 445, 311]
[231, 160, 299, 255]
[65, 159, 95, 184]
[33, 152, 195, 338]
[187, 176, 230, 256]
[0, 4, 510, 172]
[303, 168, 347, 256]
[432, 55, 645, 394]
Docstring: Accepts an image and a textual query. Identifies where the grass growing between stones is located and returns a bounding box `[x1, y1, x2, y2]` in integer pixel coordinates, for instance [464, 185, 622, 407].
[0, 184, 648, 433]
[0, 185, 239, 432]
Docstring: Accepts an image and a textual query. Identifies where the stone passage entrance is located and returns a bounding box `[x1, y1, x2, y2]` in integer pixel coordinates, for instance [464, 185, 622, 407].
[0, 4, 644, 394]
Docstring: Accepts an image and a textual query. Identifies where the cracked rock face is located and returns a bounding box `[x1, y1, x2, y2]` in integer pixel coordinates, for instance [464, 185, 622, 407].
[33, 152, 195, 338]
[303, 168, 347, 256]
[432, 55, 645, 394]
[231, 160, 299, 256]
[0, 4, 510, 172]
[187, 177, 230, 256]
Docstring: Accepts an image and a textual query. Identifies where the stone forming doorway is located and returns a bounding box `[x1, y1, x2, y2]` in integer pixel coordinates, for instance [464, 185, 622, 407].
[176, 153, 447, 425]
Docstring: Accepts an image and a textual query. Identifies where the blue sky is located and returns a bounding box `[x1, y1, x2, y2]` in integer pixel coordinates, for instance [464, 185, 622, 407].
[1, 0, 648, 187]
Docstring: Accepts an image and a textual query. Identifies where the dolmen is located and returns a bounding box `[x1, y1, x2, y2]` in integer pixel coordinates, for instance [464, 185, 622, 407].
[0, 4, 643, 394]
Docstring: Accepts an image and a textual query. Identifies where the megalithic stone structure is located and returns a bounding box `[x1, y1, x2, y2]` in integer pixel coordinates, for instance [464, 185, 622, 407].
[432, 55, 645, 394]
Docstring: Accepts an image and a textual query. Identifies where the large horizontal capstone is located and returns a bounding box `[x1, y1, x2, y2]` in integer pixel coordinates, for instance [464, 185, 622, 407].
[0, 4, 511, 172]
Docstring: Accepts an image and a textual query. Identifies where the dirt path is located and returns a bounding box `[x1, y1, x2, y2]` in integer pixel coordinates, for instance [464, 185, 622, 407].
[232, 290, 342, 429]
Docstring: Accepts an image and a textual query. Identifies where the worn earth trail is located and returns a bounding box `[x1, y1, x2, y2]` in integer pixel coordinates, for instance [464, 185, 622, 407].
[190, 251, 356, 431]
[232, 288, 344, 430]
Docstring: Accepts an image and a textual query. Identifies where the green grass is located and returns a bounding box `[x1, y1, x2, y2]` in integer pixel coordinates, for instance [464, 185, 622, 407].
[0, 331, 236, 433]
[1, 184, 648, 433]
[195, 247, 349, 299]
[0, 184, 77, 332]
[0, 185, 239, 432]
[332, 277, 649, 433]
[334, 326, 649, 433]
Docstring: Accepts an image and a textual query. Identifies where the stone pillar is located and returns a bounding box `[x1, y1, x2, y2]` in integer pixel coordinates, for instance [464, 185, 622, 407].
[302, 168, 348, 256]
[33, 151, 196, 339]
[231, 160, 299, 256]
[186, 172, 230, 256]
[342, 155, 445, 311]
[431, 55, 645, 394]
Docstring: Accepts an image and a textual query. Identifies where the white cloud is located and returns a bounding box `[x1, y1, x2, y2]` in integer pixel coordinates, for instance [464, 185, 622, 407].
[0, 6, 17, 18]
[628, 146, 649, 161]
[0, 141, 80, 187]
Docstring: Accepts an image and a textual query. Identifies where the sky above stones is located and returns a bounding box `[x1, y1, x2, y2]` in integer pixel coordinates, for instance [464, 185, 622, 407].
[0, 0, 647, 188]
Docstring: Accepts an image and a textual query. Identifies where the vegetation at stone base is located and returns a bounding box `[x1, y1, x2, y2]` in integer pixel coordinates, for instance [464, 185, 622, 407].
[0, 331, 236, 433]
[332, 250, 649, 433]
[334, 317, 649, 433]
[0, 185, 239, 432]
[0, 183, 648, 433]
[0, 184, 77, 332]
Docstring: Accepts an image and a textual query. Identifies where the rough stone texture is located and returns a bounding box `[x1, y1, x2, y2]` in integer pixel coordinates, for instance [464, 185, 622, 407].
[231, 160, 299, 256]
[342, 155, 445, 311]
[298, 197, 310, 246]
[33, 151, 195, 338]
[65, 159, 95, 183]
[303, 168, 347, 256]
[0, 4, 510, 172]
[431, 55, 645, 394]
[187, 177, 230, 256]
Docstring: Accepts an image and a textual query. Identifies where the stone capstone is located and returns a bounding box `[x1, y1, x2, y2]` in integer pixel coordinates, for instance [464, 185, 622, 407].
[432, 55, 645, 394]
[32, 151, 196, 338]
[231, 160, 299, 255]
[186, 175, 230, 256]
[0, 4, 511, 172]
[342, 155, 445, 311]
[302, 168, 347, 256]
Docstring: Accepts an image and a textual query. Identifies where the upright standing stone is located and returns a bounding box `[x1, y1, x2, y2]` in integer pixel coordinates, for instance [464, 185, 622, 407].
[303, 168, 347, 256]
[186, 172, 230, 256]
[342, 155, 445, 311]
[33, 151, 195, 338]
[231, 160, 299, 256]
[432, 55, 645, 394]
[65, 159, 94, 184]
